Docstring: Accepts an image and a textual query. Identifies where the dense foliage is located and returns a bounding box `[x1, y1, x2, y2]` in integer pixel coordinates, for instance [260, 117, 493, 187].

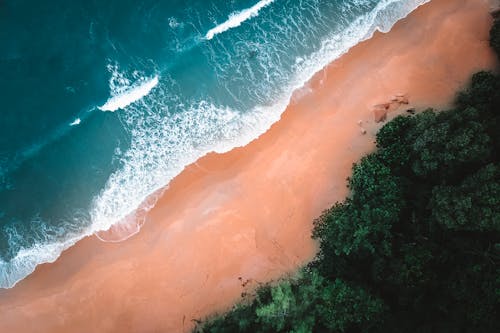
[195, 21, 500, 333]
[491, 17, 500, 61]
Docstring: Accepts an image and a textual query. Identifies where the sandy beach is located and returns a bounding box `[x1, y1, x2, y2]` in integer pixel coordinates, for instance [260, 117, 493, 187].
[0, 0, 496, 332]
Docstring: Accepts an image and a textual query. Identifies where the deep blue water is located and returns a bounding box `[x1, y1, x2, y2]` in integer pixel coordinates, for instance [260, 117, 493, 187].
[0, 0, 428, 287]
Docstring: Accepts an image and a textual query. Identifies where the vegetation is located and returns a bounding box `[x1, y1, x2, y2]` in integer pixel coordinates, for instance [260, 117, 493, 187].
[491, 17, 500, 61]
[195, 20, 500, 333]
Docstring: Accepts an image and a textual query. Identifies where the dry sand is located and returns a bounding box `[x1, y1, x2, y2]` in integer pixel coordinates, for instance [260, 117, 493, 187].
[0, 0, 496, 332]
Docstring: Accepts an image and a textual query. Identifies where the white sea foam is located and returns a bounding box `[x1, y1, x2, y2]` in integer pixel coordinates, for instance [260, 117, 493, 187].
[205, 0, 275, 40]
[1, 0, 431, 289]
[69, 118, 81, 126]
[169, 17, 180, 29]
[99, 75, 159, 112]
[0, 233, 81, 289]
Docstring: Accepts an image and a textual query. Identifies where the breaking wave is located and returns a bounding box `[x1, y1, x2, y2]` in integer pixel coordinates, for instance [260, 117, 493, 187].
[99, 65, 159, 112]
[205, 0, 275, 40]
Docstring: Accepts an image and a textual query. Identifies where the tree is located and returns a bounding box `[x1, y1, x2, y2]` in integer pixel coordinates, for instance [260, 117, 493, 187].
[312, 277, 385, 332]
[455, 71, 500, 111]
[431, 163, 500, 231]
[376, 114, 416, 173]
[490, 18, 500, 60]
[410, 107, 491, 178]
[254, 270, 385, 333]
[313, 154, 402, 258]
[455, 71, 500, 157]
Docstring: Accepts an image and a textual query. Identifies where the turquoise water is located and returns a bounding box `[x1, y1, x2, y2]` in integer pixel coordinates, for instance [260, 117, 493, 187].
[0, 0, 428, 287]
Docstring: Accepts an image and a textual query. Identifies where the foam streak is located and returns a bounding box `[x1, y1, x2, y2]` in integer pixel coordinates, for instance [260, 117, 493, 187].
[99, 76, 159, 112]
[205, 0, 275, 40]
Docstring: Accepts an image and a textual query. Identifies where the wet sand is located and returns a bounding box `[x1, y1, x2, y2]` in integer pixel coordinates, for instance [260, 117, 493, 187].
[0, 0, 496, 332]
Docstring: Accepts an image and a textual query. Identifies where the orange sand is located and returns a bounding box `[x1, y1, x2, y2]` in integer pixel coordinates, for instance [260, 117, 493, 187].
[0, 0, 496, 332]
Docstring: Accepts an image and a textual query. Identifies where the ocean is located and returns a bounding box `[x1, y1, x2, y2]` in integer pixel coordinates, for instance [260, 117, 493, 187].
[0, 0, 429, 288]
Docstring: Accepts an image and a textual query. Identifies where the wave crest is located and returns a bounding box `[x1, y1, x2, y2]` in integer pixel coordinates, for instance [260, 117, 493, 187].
[99, 65, 159, 112]
[99, 76, 159, 112]
[205, 0, 275, 40]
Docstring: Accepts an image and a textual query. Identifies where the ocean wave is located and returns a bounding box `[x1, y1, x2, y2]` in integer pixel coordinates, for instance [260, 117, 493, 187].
[0, 214, 87, 289]
[0, 0, 430, 289]
[205, 0, 275, 40]
[0, 235, 79, 289]
[99, 65, 159, 112]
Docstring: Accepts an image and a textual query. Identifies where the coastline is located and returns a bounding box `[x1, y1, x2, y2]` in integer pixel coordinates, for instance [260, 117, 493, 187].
[0, 1, 431, 289]
[0, 0, 496, 332]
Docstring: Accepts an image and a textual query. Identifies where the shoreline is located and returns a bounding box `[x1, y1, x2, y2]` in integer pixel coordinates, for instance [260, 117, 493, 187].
[0, 0, 496, 332]
[1, 0, 431, 290]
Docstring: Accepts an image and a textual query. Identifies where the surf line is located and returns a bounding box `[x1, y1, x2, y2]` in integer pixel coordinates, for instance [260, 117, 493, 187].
[205, 0, 275, 40]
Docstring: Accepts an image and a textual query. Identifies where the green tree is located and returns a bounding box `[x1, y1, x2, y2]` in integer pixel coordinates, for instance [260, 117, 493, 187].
[254, 270, 385, 333]
[376, 114, 416, 173]
[312, 277, 385, 332]
[313, 154, 402, 257]
[490, 18, 500, 60]
[455, 71, 500, 156]
[410, 107, 491, 178]
[431, 163, 500, 231]
[456, 71, 500, 111]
